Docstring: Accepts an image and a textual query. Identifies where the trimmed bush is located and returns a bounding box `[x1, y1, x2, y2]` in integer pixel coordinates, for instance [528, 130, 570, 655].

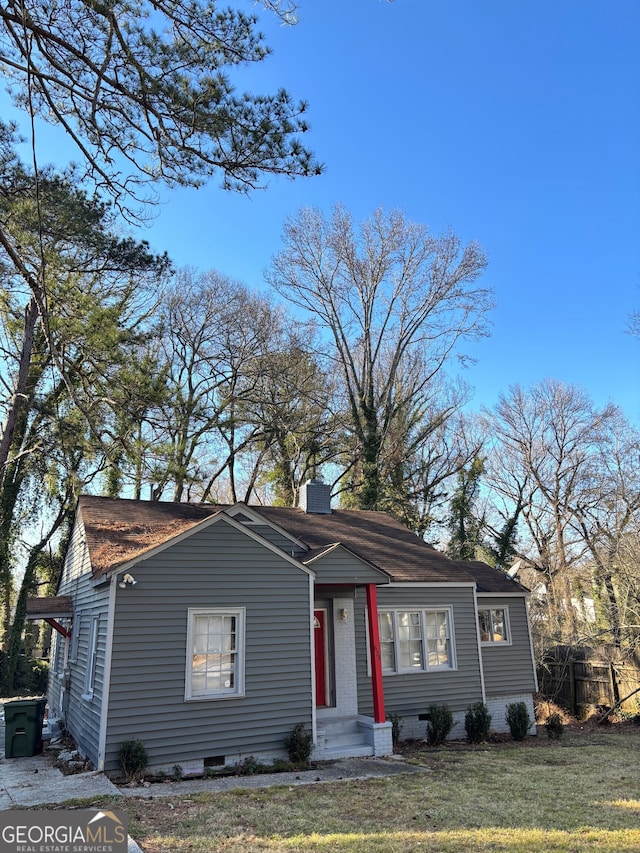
[425, 703, 454, 746]
[119, 739, 148, 781]
[284, 723, 314, 767]
[545, 712, 564, 739]
[465, 702, 492, 743]
[387, 712, 404, 745]
[505, 701, 532, 741]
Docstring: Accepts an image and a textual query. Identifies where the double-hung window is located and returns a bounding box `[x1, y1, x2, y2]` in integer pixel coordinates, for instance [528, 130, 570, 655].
[185, 608, 245, 700]
[378, 608, 455, 673]
[478, 607, 510, 644]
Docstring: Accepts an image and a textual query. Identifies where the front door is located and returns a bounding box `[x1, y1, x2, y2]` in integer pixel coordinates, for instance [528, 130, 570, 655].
[314, 609, 328, 707]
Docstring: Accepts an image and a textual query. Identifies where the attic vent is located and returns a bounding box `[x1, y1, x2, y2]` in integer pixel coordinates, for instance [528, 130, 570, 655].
[300, 479, 331, 514]
[234, 512, 256, 524]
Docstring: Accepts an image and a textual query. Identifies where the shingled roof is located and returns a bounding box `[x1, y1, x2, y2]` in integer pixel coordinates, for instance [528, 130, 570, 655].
[78, 495, 523, 593]
[256, 506, 521, 593]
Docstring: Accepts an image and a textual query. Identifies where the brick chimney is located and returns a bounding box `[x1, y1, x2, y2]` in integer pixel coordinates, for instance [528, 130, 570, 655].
[299, 479, 332, 514]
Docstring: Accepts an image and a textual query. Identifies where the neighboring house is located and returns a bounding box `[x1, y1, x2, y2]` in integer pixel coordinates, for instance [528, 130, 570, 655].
[27, 481, 537, 775]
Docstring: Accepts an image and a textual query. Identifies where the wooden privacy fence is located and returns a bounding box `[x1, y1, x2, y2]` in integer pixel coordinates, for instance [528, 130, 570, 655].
[537, 645, 640, 716]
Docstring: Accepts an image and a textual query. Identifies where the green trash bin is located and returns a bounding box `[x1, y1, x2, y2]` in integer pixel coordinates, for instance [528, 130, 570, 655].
[4, 698, 47, 758]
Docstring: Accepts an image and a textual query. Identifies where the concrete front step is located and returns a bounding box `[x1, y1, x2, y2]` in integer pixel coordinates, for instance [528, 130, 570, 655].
[323, 732, 368, 748]
[319, 744, 374, 760]
[317, 716, 360, 735]
[316, 716, 374, 759]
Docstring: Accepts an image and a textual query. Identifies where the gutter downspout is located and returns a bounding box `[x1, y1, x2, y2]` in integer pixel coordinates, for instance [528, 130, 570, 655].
[365, 584, 385, 723]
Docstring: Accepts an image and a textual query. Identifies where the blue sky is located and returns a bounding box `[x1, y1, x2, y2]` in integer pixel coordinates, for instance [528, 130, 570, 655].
[8, 0, 640, 421]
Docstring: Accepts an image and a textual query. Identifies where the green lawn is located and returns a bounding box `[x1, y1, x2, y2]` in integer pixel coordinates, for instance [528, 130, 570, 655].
[100, 726, 640, 852]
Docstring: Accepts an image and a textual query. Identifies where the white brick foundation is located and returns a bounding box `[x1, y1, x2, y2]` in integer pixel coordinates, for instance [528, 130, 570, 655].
[484, 693, 537, 735]
[395, 692, 537, 744]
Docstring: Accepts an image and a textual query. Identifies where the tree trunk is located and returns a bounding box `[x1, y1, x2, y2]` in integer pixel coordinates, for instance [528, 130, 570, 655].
[358, 397, 382, 510]
[602, 570, 622, 648]
[0, 296, 39, 480]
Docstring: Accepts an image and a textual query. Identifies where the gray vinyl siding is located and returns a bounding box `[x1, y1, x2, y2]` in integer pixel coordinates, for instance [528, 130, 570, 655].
[355, 585, 484, 715]
[51, 514, 109, 768]
[312, 548, 389, 585]
[478, 595, 536, 696]
[242, 522, 305, 557]
[104, 518, 312, 773]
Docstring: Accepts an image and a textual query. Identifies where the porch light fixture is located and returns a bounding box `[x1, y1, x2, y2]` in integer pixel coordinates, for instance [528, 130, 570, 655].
[118, 573, 137, 589]
[340, 608, 348, 621]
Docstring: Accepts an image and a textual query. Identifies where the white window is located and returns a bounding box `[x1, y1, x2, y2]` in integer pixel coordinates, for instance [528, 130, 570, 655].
[378, 608, 455, 673]
[478, 607, 510, 644]
[83, 615, 99, 699]
[185, 608, 245, 700]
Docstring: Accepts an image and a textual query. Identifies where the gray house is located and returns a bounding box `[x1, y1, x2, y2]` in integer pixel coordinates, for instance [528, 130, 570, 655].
[28, 481, 537, 775]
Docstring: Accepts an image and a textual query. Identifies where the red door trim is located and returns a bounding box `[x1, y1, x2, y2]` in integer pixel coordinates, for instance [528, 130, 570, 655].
[314, 609, 327, 707]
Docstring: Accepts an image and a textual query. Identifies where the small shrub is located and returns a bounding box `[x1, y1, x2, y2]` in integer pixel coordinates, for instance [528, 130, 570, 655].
[284, 723, 314, 767]
[545, 712, 564, 739]
[425, 703, 453, 746]
[505, 701, 532, 741]
[465, 702, 492, 743]
[387, 712, 404, 745]
[119, 739, 148, 781]
[234, 755, 264, 775]
[271, 757, 294, 772]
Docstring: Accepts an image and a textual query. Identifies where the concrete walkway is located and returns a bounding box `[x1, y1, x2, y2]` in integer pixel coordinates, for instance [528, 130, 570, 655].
[117, 755, 429, 799]
[1, 750, 427, 807]
[0, 752, 121, 808]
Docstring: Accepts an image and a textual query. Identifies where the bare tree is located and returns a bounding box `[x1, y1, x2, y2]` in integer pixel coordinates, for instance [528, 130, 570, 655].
[483, 379, 619, 643]
[369, 379, 485, 537]
[267, 205, 492, 511]
[572, 410, 640, 648]
[144, 269, 322, 504]
[236, 344, 344, 506]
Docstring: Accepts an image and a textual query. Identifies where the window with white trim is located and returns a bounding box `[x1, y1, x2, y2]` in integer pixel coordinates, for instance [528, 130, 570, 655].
[478, 607, 510, 644]
[83, 615, 99, 699]
[185, 608, 245, 700]
[378, 608, 455, 673]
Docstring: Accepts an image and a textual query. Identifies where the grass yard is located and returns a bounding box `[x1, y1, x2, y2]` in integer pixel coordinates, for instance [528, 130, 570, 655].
[95, 725, 640, 852]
